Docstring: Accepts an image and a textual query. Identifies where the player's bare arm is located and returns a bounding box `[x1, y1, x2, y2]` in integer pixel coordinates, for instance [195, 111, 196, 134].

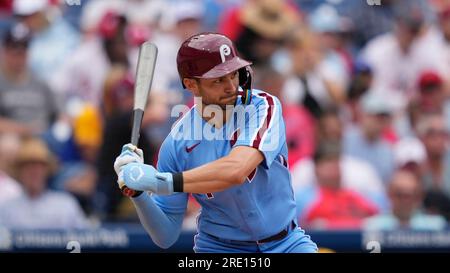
[182, 146, 264, 193]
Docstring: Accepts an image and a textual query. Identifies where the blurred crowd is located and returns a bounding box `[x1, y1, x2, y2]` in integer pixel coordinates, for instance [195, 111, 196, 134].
[0, 0, 450, 232]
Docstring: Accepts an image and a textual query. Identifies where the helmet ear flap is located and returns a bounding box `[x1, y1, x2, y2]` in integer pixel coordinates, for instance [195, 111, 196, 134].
[239, 66, 252, 90]
[239, 66, 253, 105]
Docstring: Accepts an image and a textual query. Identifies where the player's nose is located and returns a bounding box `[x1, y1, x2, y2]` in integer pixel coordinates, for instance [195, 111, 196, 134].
[223, 75, 237, 94]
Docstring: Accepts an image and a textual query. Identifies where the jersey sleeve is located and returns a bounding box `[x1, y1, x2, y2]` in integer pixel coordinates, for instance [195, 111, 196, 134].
[233, 92, 285, 169]
[153, 136, 188, 215]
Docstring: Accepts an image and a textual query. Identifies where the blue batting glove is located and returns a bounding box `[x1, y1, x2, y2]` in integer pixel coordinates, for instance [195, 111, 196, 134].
[121, 163, 174, 195]
[114, 144, 144, 189]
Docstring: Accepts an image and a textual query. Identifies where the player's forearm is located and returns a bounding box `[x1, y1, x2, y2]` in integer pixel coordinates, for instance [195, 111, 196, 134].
[181, 154, 253, 194]
[132, 192, 184, 249]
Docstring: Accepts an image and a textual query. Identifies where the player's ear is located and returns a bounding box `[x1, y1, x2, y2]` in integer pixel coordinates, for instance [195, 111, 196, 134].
[183, 78, 199, 95]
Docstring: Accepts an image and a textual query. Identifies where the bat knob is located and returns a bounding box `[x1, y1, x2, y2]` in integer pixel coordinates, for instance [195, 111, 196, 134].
[121, 186, 143, 198]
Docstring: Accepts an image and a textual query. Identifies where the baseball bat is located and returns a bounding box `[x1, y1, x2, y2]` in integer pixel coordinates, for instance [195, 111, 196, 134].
[121, 41, 158, 197]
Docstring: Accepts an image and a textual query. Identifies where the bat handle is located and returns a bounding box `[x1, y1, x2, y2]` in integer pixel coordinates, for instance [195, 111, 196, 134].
[121, 109, 145, 198]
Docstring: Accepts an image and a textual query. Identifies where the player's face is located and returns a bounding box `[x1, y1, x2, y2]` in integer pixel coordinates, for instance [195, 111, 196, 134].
[186, 71, 239, 109]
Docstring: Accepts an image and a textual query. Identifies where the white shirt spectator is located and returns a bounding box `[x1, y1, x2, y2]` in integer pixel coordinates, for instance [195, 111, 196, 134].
[0, 171, 22, 207]
[421, 25, 450, 82]
[50, 38, 109, 109]
[282, 52, 348, 109]
[0, 190, 88, 229]
[361, 28, 448, 111]
[29, 16, 80, 85]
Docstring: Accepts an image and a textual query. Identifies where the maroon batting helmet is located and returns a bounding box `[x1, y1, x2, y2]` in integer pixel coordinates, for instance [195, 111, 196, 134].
[177, 32, 253, 104]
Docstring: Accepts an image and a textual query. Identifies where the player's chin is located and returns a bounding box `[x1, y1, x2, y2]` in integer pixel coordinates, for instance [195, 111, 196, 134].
[220, 95, 237, 105]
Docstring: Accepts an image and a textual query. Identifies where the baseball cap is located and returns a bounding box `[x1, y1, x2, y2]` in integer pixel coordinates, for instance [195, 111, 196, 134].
[360, 91, 393, 115]
[394, 137, 426, 168]
[2, 23, 31, 48]
[13, 0, 48, 16]
[309, 4, 348, 33]
[173, 0, 204, 23]
[160, 0, 204, 30]
[418, 70, 443, 90]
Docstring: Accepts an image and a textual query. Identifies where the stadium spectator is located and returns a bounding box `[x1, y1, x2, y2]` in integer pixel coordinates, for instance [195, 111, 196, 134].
[152, 0, 205, 106]
[364, 170, 446, 230]
[50, 104, 102, 217]
[0, 133, 22, 207]
[0, 23, 58, 136]
[395, 70, 450, 138]
[417, 114, 450, 196]
[292, 109, 388, 212]
[51, 9, 132, 111]
[437, 5, 450, 76]
[308, 4, 352, 83]
[421, 4, 450, 92]
[344, 59, 373, 125]
[340, 0, 434, 48]
[13, 0, 80, 85]
[282, 28, 346, 119]
[393, 137, 427, 179]
[360, 3, 446, 112]
[0, 137, 88, 229]
[232, 0, 300, 71]
[343, 92, 395, 184]
[299, 141, 379, 230]
[416, 113, 450, 219]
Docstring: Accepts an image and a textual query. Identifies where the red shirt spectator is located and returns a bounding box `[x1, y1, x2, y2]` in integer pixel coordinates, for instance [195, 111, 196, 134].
[304, 187, 378, 229]
[301, 141, 379, 230]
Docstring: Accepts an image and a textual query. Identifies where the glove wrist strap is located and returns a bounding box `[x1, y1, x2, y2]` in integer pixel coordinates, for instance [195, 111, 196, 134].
[173, 172, 184, 192]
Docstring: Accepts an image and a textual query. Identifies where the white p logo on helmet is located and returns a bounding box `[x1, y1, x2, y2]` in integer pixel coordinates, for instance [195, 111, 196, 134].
[219, 44, 231, 63]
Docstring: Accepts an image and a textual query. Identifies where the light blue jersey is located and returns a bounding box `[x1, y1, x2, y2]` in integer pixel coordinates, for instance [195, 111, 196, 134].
[152, 89, 315, 251]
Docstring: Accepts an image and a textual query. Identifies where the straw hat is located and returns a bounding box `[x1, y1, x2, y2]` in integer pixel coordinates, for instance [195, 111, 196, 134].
[13, 137, 58, 177]
[239, 0, 300, 40]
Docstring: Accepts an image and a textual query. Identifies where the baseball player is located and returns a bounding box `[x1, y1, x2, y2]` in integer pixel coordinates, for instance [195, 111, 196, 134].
[114, 33, 317, 253]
